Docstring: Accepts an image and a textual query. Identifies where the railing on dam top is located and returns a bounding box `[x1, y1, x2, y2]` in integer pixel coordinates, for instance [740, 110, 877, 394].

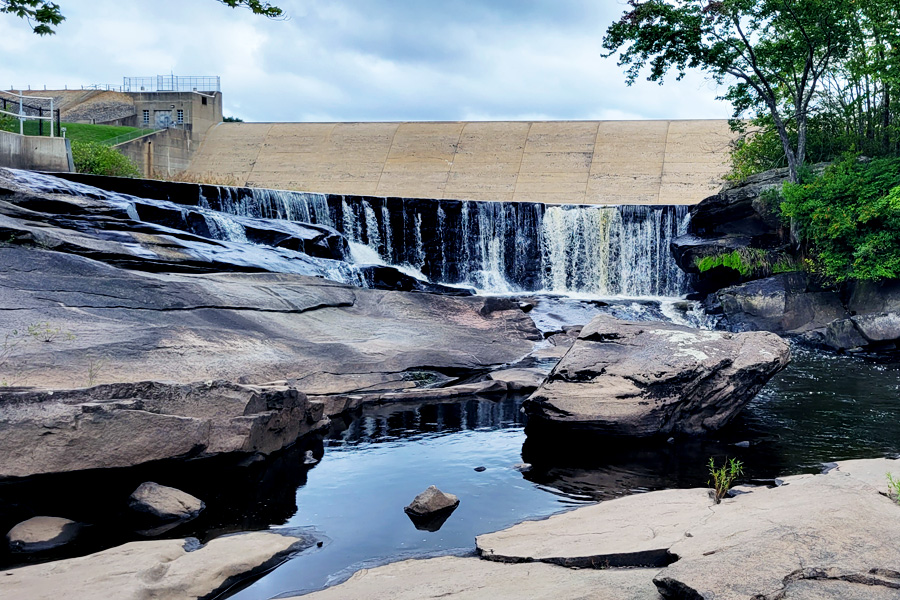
[0, 90, 61, 138]
[123, 75, 221, 93]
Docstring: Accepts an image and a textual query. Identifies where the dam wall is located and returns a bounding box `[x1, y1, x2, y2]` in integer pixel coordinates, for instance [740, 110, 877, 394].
[186, 120, 735, 205]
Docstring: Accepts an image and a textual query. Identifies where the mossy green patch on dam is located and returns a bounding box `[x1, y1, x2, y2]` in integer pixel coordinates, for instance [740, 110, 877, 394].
[187, 120, 735, 205]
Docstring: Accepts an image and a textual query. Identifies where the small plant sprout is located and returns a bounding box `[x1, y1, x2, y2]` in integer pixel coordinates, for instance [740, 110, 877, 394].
[26, 322, 75, 344]
[708, 457, 744, 504]
[87, 357, 106, 387]
[887, 473, 900, 505]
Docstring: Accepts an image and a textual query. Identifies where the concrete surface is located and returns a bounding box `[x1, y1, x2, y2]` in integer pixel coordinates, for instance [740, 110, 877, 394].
[186, 120, 734, 204]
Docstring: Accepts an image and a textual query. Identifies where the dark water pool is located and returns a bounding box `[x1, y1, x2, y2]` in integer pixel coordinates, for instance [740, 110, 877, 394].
[3, 345, 900, 599]
[225, 345, 900, 599]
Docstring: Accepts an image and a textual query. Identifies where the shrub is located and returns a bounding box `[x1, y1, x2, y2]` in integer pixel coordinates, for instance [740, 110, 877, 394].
[71, 140, 140, 178]
[708, 457, 744, 504]
[695, 248, 799, 278]
[781, 156, 900, 283]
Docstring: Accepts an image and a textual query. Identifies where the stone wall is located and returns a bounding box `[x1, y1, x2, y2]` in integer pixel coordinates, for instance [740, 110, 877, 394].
[0, 130, 73, 172]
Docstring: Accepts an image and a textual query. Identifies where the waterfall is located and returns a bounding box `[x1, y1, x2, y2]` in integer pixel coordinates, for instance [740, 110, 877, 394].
[206, 185, 691, 297]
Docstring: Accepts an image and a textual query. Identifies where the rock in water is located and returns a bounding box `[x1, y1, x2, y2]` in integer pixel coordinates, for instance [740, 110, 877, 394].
[524, 315, 790, 436]
[405, 486, 460, 517]
[128, 482, 205, 523]
[404, 486, 460, 532]
[7, 516, 82, 553]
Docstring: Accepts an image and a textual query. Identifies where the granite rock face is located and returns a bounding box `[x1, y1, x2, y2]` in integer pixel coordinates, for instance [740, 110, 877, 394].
[0, 380, 326, 479]
[0, 246, 538, 393]
[717, 273, 849, 335]
[524, 315, 790, 436]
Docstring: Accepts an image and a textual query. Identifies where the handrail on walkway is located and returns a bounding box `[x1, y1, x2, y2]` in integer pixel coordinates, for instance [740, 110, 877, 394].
[0, 90, 59, 138]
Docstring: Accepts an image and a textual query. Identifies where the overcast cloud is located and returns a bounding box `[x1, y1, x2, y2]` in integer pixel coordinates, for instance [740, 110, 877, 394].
[0, 0, 733, 122]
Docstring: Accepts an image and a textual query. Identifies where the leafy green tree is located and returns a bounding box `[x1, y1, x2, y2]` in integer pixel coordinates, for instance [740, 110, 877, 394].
[603, 0, 857, 183]
[1, 0, 283, 35]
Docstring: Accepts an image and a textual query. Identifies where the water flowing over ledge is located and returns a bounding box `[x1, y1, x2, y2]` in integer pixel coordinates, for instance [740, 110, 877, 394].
[10, 171, 692, 297]
[210, 186, 692, 296]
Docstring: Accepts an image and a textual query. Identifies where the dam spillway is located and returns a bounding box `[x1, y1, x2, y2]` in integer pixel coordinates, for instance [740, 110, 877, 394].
[209, 186, 691, 296]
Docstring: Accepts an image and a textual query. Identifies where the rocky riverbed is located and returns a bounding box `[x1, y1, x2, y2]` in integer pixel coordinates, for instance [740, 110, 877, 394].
[2, 168, 900, 600]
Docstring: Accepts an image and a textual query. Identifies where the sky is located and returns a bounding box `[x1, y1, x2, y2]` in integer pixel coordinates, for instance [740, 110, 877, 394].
[0, 0, 733, 123]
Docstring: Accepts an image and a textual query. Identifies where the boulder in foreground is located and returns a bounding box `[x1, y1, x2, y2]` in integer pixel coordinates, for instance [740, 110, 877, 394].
[524, 315, 790, 436]
[6, 516, 82, 553]
[0, 531, 315, 600]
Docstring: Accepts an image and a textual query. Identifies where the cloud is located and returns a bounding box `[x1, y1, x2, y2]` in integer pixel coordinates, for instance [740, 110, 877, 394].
[0, 0, 733, 122]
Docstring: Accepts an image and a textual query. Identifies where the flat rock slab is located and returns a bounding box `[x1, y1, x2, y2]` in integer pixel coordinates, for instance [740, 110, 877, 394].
[0, 531, 314, 600]
[524, 314, 790, 436]
[292, 555, 662, 600]
[476, 488, 713, 568]
[0, 247, 538, 392]
[655, 458, 900, 599]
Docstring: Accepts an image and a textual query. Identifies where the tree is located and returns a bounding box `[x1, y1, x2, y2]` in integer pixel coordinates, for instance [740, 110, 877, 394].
[1, 0, 283, 36]
[602, 0, 857, 183]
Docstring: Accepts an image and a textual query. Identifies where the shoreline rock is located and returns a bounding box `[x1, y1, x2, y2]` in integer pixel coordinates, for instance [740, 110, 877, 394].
[524, 314, 790, 436]
[0, 530, 316, 600]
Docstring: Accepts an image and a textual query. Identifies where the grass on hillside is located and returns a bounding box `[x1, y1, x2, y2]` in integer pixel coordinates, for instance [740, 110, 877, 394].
[0, 119, 150, 144]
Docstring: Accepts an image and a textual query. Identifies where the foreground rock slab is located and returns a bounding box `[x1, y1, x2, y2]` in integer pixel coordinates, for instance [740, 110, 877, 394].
[0, 531, 314, 600]
[472, 458, 900, 600]
[477, 488, 712, 567]
[293, 555, 661, 600]
[524, 314, 790, 436]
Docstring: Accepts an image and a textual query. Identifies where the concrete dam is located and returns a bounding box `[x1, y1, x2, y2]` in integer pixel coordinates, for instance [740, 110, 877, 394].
[186, 119, 734, 206]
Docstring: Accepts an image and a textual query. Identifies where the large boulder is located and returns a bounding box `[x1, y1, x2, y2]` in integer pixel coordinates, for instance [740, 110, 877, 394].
[523, 315, 790, 436]
[0, 530, 316, 600]
[717, 273, 849, 335]
[6, 516, 82, 553]
[0, 381, 326, 479]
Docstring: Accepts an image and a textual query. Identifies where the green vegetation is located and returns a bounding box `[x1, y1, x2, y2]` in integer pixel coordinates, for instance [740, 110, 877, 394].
[223, 116, 244, 122]
[888, 473, 900, 505]
[695, 248, 799, 278]
[71, 141, 140, 178]
[781, 156, 900, 282]
[0, 118, 148, 143]
[2, 0, 283, 35]
[708, 457, 744, 504]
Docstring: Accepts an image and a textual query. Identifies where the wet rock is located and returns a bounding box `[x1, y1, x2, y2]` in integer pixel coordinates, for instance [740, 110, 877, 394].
[474, 466, 486, 472]
[7, 516, 82, 553]
[717, 273, 848, 335]
[303, 450, 320, 465]
[404, 486, 460, 530]
[524, 314, 790, 436]
[0, 530, 316, 600]
[128, 482, 204, 524]
[405, 486, 460, 517]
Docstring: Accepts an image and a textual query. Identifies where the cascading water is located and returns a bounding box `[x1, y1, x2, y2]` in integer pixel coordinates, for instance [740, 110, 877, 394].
[206, 186, 691, 297]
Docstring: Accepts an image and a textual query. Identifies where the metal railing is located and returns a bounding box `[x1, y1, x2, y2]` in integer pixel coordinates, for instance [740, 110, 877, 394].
[123, 75, 220, 93]
[0, 90, 60, 137]
[101, 128, 160, 146]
